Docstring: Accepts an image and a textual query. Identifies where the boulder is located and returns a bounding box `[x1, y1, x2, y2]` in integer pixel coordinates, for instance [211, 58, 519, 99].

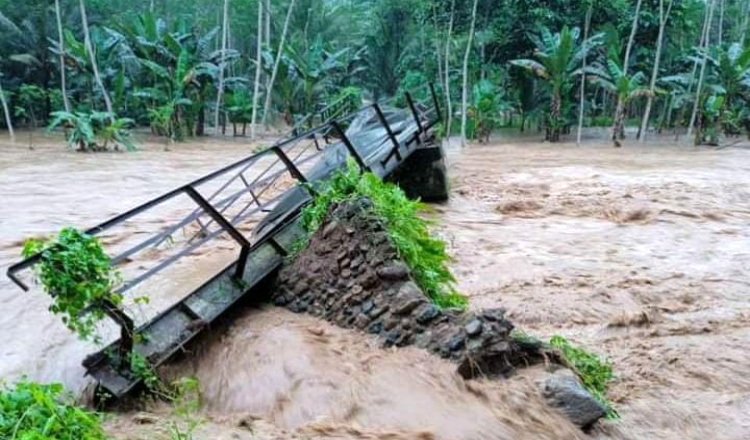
[541, 369, 607, 428]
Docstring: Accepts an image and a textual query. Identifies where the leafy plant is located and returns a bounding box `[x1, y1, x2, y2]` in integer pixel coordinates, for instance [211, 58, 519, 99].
[589, 58, 652, 146]
[511, 26, 602, 142]
[0, 380, 107, 440]
[129, 352, 168, 397]
[167, 377, 202, 440]
[550, 335, 618, 418]
[48, 111, 96, 151]
[92, 112, 137, 151]
[299, 161, 467, 309]
[13, 84, 45, 129]
[225, 89, 254, 136]
[695, 94, 725, 146]
[48, 111, 137, 151]
[22, 228, 122, 342]
[469, 79, 508, 142]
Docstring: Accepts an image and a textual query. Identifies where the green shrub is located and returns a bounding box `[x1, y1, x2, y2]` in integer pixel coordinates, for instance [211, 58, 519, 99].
[550, 335, 618, 418]
[48, 111, 137, 152]
[299, 161, 467, 309]
[22, 228, 123, 342]
[0, 381, 107, 440]
[589, 115, 614, 127]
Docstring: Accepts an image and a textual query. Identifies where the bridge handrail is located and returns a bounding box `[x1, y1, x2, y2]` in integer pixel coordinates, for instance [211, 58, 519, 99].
[6, 82, 442, 332]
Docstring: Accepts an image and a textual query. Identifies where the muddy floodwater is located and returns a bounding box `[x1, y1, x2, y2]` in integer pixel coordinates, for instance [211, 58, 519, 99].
[1, 130, 749, 439]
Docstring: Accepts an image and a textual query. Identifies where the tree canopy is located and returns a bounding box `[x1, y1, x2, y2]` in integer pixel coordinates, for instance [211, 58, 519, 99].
[0, 0, 748, 147]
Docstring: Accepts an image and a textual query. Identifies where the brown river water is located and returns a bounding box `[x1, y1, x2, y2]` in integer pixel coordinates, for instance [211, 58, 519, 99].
[1, 129, 749, 439]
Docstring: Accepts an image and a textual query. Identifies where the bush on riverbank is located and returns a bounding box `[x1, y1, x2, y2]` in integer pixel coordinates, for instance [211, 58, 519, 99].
[0, 381, 107, 440]
[299, 161, 466, 308]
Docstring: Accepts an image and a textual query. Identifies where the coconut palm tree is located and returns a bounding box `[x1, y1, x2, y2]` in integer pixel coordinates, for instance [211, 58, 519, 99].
[590, 59, 653, 147]
[510, 26, 601, 142]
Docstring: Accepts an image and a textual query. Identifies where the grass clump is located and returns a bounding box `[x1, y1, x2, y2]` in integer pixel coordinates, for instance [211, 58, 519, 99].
[22, 228, 123, 343]
[0, 381, 107, 440]
[549, 335, 619, 419]
[300, 160, 467, 309]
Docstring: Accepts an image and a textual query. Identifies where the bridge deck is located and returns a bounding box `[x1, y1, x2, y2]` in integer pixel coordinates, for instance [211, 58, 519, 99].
[7, 85, 442, 400]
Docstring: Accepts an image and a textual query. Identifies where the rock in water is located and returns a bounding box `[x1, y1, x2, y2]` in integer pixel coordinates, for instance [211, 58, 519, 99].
[542, 369, 606, 428]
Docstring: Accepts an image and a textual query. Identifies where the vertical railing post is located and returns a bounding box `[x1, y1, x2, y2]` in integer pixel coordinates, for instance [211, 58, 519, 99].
[185, 186, 252, 280]
[374, 104, 402, 161]
[331, 121, 370, 172]
[271, 146, 308, 183]
[405, 92, 424, 133]
[405, 92, 424, 146]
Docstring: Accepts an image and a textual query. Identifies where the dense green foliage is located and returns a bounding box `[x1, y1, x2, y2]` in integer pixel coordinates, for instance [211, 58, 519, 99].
[550, 335, 618, 419]
[22, 228, 122, 342]
[300, 161, 467, 309]
[0, 381, 107, 440]
[48, 111, 137, 151]
[1, 0, 747, 147]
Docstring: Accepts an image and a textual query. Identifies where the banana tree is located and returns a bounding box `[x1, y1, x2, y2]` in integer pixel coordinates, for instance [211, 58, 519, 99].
[470, 79, 509, 143]
[590, 59, 653, 147]
[283, 38, 349, 117]
[48, 110, 136, 151]
[115, 12, 237, 139]
[710, 43, 750, 114]
[694, 94, 725, 145]
[510, 26, 601, 142]
[663, 43, 750, 139]
[225, 88, 254, 136]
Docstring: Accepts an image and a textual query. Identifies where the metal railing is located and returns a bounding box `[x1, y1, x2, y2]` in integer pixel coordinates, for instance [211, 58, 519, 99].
[6, 83, 442, 363]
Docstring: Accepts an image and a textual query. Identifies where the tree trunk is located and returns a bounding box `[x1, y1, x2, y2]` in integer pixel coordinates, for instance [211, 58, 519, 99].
[261, 0, 297, 128]
[444, 0, 456, 145]
[80, 0, 114, 116]
[460, 0, 479, 148]
[0, 76, 14, 141]
[639, 0, 673, 143]
[718, 0, 724, 46]
[265, 0, 271, 48]
[55, 0, 71, 113]
[251, 0, 263, 140]
[197, 104, 205, 136]
[214, 0, 230, 135]
[688, 0, 717, 140]
[612, 99, 626, 147]
[623, 0, 644, 76]
[658, 94, 672, 133]
[742, 0, 750, 45]
[431, 2, 444, 99]
[549, 92, 561, 142]
[576, 4, 593, 147]
[610, 0, 643, 147]
[480, 35, 486, 81]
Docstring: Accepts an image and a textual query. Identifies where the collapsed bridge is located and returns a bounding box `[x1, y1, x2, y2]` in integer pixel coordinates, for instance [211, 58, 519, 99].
[7, 85, 449, 400]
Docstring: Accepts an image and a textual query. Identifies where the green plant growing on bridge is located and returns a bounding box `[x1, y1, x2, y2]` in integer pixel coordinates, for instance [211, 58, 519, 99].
[550, 335, 618, 419]
[0, 380, 107, 440]
[22, 227, 123, 342]
[300, 161, 467, 309]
